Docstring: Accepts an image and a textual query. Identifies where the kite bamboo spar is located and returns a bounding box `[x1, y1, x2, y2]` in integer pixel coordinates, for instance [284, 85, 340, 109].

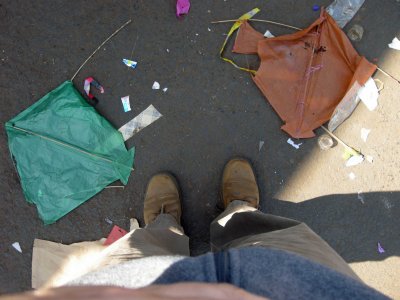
[211, 19, 400, 84]
[71, 19, 132, 81]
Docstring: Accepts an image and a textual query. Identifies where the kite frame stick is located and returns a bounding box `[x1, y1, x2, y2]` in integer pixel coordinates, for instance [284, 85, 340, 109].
[71, 19, 132, 81]
[211, 18, 302, 31]
[8, 125, 135, 171]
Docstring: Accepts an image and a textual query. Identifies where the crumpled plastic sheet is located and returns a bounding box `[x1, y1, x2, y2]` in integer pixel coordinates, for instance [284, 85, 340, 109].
[326, 0, 365, 28]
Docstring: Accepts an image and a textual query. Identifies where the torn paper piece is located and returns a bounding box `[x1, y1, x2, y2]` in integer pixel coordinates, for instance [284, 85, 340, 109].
[287, 138, 302, 149]
[346, 154, 364, 167]
[388, 37, 400, 50]
[357, 190, 365, 204]
[84, 77, 104, 99]
[105, 217, 113, 225]
[259, 141, 264, 151]
[358, 77, 379, 111]
[176, 0, 190, 18]
[130, 218, 140, 231]
[264, 30, 275, 38]
[360, 128, 370, 142]
[104, 225, 128, 246]
[366, 155, 374, 163]
[348, 172, 356, 180]
[12, 242, 22, 253]
[377, 242, 385, 254]
[152, 81, 160, 90]
[119, 105, 162, 141]
[122, 59, 138, 69]
[162, 87, 168, 93]
[121, 96, 131, 112]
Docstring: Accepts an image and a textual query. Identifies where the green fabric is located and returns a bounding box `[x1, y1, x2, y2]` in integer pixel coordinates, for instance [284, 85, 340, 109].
[5, 81, 135, 225]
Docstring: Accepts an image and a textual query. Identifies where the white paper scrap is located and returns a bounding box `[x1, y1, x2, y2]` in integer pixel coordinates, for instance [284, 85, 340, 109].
[358, 78, 379, 111]
[357, 190, 365, 204]
[348, 172, 356, 180]
[119, 105, 162, 141]
[287, 138, 302, 149]
[346, 154, 364, 167]
[162, 87, 168, 93]
[366, 155, 374, 163]
[388, 37, 400, 50]
[152, 81, 160, 90]
[259, 141, 264, 151]
[12, 242, 22, 253]
[121, 96, 131, 112]
[360, 128, 370, 142]
[264, 30, 275, 38]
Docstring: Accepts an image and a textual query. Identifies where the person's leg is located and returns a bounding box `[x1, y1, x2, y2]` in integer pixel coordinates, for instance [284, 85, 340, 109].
[210, 158, 360, 280]
[101, 173, 190, 265]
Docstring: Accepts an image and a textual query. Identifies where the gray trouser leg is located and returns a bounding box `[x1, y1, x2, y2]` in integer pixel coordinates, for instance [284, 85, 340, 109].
[210, 200, 360, 281]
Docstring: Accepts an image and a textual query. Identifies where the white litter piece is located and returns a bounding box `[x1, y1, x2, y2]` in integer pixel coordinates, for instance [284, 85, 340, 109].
[12, 242, 22, 253]
[366, 155, 374, 163]
[287, 138, 302, 149]
[162, 87, 168, 93]
[152, 81, 160, 90]
[208, 27, 211, 32]
[326, 0, 365, 28]
[166, 49, 170, 53]
[121, 96, 131, 112]
[388, 37, 400, 50]
[259, 141, 264, 151]
[130, 218, 140, 231]
[348, 172, 356, 180]
[264, 30, 275, 38]
[119, 105, 162, 141]
[105, 217, 113, 225]
[360, 128, 370, 142]
[357, 190, 365, 204]
[346, 154, 364, 167]
[358, 77, 379, 111]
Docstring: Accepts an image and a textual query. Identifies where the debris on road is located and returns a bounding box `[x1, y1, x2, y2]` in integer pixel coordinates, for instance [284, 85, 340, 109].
[121, 95, 131, 112]
[360, 128, 371, 142]
[287, 138, 302, 149]
[224, 9, 375, 138]
[119, 104, 162, 141]
[326, 0, 365, 28]
[5, 81, 135, 224]
[263, 30, 275, 38]
[105, 217, 113, 225]
[312, 5, 320, 11]
[318, 134, 334, 150]
[104, 225, 128, 246]
[259, 140, 264, 151]
[122, 58, 138, 69]
[377, 242, 385, 254]
[162, 87, 168, 93]
[347, 24, 364, 41]
[152, 81, 160, 90]
[388, 37, 400, 50]
[83, 77, 104, 106]
[176, 0, 190, 18]
[366, 155, 374, 163]
[357, 191, 365, 204]
[12, 242, 22, 253]
[345, 154, 364, 167]
[348, 172, 356, 180]
[358, 78, 379, 111]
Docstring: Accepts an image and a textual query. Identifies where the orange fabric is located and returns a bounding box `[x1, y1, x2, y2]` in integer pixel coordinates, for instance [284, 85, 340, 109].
[233, 11, 376, 138]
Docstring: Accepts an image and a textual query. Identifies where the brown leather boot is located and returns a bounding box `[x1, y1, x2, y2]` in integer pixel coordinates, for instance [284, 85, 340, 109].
[143, 173, 182, 225]
[222, 158, 259, 208]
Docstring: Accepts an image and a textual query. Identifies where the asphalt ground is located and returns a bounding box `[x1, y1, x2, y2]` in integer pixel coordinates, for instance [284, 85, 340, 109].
[0, 0, 399, 296]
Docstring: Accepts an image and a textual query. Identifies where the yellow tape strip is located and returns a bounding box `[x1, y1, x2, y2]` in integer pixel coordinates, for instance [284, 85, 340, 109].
[219, 8, 260, 74]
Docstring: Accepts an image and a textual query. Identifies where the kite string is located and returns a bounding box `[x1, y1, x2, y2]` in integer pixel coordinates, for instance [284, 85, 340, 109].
[8, 125, 135, 171]
[71, 19, 132, 81]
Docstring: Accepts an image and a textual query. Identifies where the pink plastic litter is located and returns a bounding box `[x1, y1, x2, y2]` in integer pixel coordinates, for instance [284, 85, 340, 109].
[176, 0, 190, 18]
